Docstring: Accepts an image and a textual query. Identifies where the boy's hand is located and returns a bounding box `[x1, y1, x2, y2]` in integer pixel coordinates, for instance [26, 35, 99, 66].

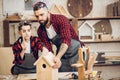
[21, 42, 26, 51]
[20, 36, 26, 59]
[21, 36, 26, 51]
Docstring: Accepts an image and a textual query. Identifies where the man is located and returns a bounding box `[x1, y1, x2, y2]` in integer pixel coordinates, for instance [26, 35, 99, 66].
[11, 20, 48, 75]
[33, 2, 84, 72]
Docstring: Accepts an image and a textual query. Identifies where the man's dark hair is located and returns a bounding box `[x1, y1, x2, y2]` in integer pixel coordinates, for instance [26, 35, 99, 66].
[18, 20, 31, 31]
[33, 1, 48, 11]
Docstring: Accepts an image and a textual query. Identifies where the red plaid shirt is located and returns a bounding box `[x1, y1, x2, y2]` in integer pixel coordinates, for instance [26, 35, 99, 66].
[37, 14, 83, 52]
[12, 36, 44, 65]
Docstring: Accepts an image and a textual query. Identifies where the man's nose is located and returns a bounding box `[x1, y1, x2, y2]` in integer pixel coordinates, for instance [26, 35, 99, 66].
[38, 16, 42, 20]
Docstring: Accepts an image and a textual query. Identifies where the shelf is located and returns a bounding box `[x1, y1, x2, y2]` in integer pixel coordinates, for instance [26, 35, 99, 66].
[94, 63, 120, 66]
[4, 19, 38, 23]
[3, 16, 120, 47]
[70, 16, 120, 20]
[4, 16, 120, 22]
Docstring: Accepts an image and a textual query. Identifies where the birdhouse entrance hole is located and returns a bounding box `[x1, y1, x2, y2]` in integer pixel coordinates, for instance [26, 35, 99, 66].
[42, 64, 46, 68]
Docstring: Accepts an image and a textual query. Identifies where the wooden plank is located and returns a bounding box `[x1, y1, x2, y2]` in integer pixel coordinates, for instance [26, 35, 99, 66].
[50, 4, 61, 14]
[71, 63, 83, 67]
[17, 74, 36, 80]
[67, 0, 93, 18]
[106, 3, 114, 16]
[42, 52, 55, 67]
[102, 55, 120, 59]
[71, 18, 78, 34]
[77, 48, 85, 80]
[0, 47, 13, 75]
[17, 71, 98, 80]
[3, 20, 10, 47]
[87, 52, 98, 72]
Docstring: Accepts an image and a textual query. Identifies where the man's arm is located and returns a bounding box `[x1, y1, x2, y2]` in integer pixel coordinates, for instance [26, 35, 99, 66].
[52, 43, 68, 69]
[56, 43, 68, 59]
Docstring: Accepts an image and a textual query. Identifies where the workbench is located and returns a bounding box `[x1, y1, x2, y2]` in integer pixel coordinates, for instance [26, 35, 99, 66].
[0, 71, 102, 80]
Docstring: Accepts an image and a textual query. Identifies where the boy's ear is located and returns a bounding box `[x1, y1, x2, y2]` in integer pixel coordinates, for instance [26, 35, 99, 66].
[18, 31, 21, 35]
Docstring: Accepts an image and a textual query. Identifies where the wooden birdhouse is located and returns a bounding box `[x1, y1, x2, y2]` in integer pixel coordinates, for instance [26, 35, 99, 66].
[78, 21, 95, 41]
[34, 52, 58, 80]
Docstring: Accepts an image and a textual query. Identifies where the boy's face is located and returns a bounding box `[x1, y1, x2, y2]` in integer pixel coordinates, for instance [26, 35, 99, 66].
[19, 25, 32, 41]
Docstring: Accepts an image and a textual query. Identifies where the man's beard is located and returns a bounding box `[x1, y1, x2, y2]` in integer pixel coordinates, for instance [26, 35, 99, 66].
[39, 18, 48, 26]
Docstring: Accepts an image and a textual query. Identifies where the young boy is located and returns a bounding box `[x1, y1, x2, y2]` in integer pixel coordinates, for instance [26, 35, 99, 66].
[11, 20, 48, 75]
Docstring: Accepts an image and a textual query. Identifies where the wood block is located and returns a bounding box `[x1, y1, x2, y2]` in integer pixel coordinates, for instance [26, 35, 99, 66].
[95, 33, 103, 40]
[71, 63, 83, 67]
[0, 47, 13, 75]
[106, 3, 114, 16]
[87, 52, 98, 72]
[80, 36, 92, 39]
[118, 1, 120, 16]
[77, 48, 85, 80]
[6, 13, 20, 20]
[50, 4, 61, 14]
[59, 6, 70, 18]
[42, 52, 55, 67]
[101, 34, 112, 41]
[17, 74, 36, 80]
[102, 55, 120, 59]
[34, 52, 58, 80]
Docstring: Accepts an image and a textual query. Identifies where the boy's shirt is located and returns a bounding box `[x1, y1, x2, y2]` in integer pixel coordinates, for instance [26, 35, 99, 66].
[12, 36, 44, 65]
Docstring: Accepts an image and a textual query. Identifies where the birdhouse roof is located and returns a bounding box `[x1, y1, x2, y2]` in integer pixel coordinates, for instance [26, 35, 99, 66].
[78, 21, 95, 30]
[34, 52, 55, 67]
[34, 55, 43, 66]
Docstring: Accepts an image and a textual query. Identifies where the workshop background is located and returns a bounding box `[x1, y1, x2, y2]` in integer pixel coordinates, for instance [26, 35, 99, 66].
[0, 0, 120, 80]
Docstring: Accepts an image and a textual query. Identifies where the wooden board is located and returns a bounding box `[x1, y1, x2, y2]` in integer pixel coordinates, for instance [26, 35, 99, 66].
[6, 13, 20, 20]
[42, 52, 55, 67]
[17, 71, 99, 80]
[50, 4, 61, 14]
[50, 4, 71, 18]
[67, 0, 93, 18]
[106, 1, 120, 17]
[102, 55, 120, 59]
[118, 0, 120, 16]
[106, 3, 114, 16]
[0, 47, 14, 75]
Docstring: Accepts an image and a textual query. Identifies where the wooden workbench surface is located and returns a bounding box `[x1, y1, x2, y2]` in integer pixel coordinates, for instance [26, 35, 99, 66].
[0, 71, 100, 80]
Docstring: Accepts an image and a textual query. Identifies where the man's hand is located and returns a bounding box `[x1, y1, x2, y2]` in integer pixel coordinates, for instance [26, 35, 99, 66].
[42, 47, 62, 69]
[52, 57, 62, 69]
[52, 43, 68, 69]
